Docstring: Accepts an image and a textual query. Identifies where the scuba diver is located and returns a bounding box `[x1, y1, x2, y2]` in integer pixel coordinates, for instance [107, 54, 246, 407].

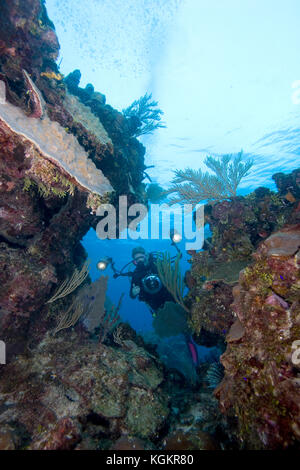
[97, 243, 200, 368]
[129, 247, 174, 315]
[130, 246, 200, 367]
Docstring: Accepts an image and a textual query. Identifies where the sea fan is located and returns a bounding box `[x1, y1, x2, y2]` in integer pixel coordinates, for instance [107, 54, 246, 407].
[205, 362, 225, 390]
[123, 92, 166, 137]
[166, 151, 253, 206]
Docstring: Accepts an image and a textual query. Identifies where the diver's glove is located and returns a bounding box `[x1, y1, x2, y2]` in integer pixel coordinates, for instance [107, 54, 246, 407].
[131, 285, 140, 297]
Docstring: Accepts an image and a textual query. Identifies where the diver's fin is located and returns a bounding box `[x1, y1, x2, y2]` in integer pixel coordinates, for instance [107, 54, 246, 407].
[187, 337, 198, 367]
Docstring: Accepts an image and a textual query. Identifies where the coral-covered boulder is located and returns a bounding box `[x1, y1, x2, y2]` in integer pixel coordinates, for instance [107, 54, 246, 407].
[0, 331, 169, 449]
[189, 280, 235, 341]
[204, 183, 299, 262]
[187, 171, 300, 347]
[215, 224, 300, 449]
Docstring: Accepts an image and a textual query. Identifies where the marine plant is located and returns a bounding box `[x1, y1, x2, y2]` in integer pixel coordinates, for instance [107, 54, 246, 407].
[47, 260, 90, 303]
[52, 276, 122, 340]
[123, 92, 166, 137]
[23, 175, 74, 199]
[156, 253, 189, 312]
[52, 300, 84, 335]
[167, 151, 253, 206]
[205, 362, 225, 390]
[99, 293, 123, 343]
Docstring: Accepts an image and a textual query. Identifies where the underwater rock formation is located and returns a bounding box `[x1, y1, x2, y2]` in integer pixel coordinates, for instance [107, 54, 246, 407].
[162, 429, 219, 450]
[0, 331, 169, 449]
[186, 170, 300, 448]
[204, 185, 298, 262]
[0, 79, 113, 195]
[215, 224, 300, 449]
[272, 169, 300, 204]
[0, 0, 147, 357]
[187, 171, 300, 344]
[159, 376, 236, 450]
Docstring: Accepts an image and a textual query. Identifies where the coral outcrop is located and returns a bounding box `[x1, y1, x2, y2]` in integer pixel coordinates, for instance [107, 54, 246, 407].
[0, 331, 168, 449]
[187, 172, 300, 344]
[0, 0, 147, 356]
[159, 374, 236, 450]
[0, 79, 113, 195]
[187, 169, 300, 448]
[215, 224, 300, 449]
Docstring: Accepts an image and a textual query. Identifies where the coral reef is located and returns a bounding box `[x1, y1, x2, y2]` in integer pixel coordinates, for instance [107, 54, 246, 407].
[62, 70, 147, 198]
[159, 377, 236, 450]
[1, 0, 299, 452]
[0, 331, 168, 449]
[272, 169, 300, 203]
[162, 429, 219, 450]
[0, 79, 114, 195]
[186, 169, 300, 448]
[187, 171, 300, 344]
[110, 436, 148, 450]
[0, 0, 147, 357]
[215, 224, 300, 449]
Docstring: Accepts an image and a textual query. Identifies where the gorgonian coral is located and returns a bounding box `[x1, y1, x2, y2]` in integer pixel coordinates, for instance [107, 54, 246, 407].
[167, 151, 253, 206]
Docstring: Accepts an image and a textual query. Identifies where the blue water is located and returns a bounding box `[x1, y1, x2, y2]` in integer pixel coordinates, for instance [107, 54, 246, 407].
[46, 0, 300, 190]
[82, 220, 216, 371]
[83, 221, 200, 333]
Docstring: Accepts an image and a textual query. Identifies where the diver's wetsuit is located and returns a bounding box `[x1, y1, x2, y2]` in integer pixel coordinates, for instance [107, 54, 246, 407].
[130, 254, 174, 313]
